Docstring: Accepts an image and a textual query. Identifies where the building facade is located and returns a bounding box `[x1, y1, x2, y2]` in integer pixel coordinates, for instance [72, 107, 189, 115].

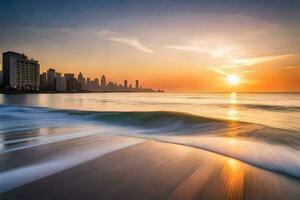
[47, 68, 56, 90]
[101, 75, 106, 88]
[55, 73, 66, 91]
[124, 79, 128, 88]
[39, 72, 47, 90]
[2, 51, 40, 91]
[64, 73, 76, 91]
[135, 80, 139, 90]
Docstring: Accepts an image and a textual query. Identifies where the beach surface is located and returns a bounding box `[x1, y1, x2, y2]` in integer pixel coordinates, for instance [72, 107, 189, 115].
[1, 133, 299, 200]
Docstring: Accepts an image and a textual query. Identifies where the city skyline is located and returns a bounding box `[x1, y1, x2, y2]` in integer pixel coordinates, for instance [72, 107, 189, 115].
[1, 51, 159, 92]
[0, 1, 300, 92]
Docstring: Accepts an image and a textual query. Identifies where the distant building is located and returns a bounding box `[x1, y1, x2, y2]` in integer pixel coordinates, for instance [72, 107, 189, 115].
[124, 79, 128, 88]
[77, 72, 85, 90]
[55, 73, 66, 91]
[135, 80, 139, 90]
[64, 73, 76, 91]
[39, 72, 47, 90]
[101, 75, 106, 88]
[85, 77, 91, 90]
[47, 68, 56, 90]
[93, 78, 100, 90]
[2, 51, 40, 91]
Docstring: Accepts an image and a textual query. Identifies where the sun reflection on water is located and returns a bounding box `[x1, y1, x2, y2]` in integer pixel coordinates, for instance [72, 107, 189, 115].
[227, 92, 239, 120]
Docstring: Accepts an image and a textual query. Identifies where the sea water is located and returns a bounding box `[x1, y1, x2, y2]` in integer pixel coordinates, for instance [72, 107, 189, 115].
[0, 92, 300, 179]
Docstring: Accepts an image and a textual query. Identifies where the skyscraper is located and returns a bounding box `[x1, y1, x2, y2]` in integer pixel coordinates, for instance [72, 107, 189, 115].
[64, 73, 76, 91]
[39, 72, 47, 90]
[135, 80, 139, 90]
[47, 68, 56, 90]
[101, 75, 106, 88]
[77, 72, 85, 90]
[124, 79, 128, 88]
[55, 73, 66, 91]
[78, 72, 85, 85]
[2, 51, 40, 91]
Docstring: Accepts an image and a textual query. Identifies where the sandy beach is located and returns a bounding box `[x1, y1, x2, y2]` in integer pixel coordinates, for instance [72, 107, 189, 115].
[1, 133, 299, 200]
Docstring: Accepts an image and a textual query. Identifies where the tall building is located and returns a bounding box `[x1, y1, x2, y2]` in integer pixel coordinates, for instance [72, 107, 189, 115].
[47, 68, 56, 90]
[39, 72, 47, 90]
[2, 51, 40, 91]
[124, 79, 128, 88]
[64, 73, 76, 91]
[55, 73, 66, 91]
[135, 80, 139, 90]
[85, 77, 91, 91]
[101, 75, 106, 88]
[77, 72, 85, 90]
[77, 72, 85, 83]
[94, 78, 100, 90]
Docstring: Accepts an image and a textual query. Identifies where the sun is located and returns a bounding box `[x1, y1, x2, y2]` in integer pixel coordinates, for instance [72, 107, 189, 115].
[227, 75, 239, 85]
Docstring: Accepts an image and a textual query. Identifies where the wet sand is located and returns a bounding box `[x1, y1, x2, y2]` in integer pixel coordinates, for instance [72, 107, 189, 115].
[1, 135, 300, 200]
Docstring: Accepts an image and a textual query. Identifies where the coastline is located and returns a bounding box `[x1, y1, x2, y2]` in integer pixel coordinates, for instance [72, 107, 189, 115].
[0, 90, 164, 94]
[1, 133, 299, 200]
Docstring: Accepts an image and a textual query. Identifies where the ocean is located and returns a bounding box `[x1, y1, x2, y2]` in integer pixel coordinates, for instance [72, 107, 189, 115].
[0, 92, 300, 191]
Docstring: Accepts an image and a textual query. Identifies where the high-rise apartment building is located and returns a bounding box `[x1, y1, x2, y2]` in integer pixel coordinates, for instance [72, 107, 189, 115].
[55, 73, 66, 91]
[2, 51, 40, 91]
[39, 72, 47, 90]
[64, 73, 76, 91]
[135, 80, 139, 90]
[47, 68, 56, 90]
[101, 75, 106, 88]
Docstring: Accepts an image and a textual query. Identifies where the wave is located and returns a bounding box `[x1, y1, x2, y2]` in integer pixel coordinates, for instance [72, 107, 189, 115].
[49, 109, 300, 147]
[1, 105, 300, 179]
[226, 104, 300, 112]
[1, 105, 299, 147]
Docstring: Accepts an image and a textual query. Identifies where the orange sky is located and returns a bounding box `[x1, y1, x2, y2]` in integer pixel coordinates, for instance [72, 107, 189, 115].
[1, 2, 300, 92]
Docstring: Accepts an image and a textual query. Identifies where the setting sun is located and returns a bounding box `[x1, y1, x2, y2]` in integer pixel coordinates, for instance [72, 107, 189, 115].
[227, 75, 239, 86]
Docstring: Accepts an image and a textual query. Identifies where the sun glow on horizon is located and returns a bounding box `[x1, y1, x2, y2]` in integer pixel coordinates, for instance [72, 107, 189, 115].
[227, 75, 240, 86]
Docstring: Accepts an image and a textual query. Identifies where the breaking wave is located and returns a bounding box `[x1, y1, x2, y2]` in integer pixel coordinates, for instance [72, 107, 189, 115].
[1, 105, 300, 179]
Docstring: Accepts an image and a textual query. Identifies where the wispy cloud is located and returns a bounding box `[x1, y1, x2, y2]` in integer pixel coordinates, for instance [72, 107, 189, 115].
[231, 54, 292, 66]
[282, 66, 299, 70]
[165, 45, 237, 58]
[164, 40, 237, 58]
[242, 70, 256, 74]
[165, 45, 207, 53]
[210, 67, 227, 76]
[98, 30, 153, 53]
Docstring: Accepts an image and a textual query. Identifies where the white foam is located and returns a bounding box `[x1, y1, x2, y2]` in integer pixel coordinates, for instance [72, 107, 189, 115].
[0, 137, 144, 193]
[154, 135, 300, 178]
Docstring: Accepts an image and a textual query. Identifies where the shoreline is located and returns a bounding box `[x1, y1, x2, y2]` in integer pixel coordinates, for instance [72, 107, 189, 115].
[0, 90, 164, 94]
[1, 133, 299, 200]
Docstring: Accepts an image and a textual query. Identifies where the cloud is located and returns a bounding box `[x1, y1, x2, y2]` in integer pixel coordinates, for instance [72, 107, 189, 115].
[98, 31, 153, 53]
[165, 44, 237, 58]
[210, 67, 227, 76]
[231, 54, 292, 66]
[97, 30, 116, 36]
[164, 40, 237, 58]
[165, 45, 207, 53]
[242, 70, 256, 74]
[282, 66, 299, 70]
